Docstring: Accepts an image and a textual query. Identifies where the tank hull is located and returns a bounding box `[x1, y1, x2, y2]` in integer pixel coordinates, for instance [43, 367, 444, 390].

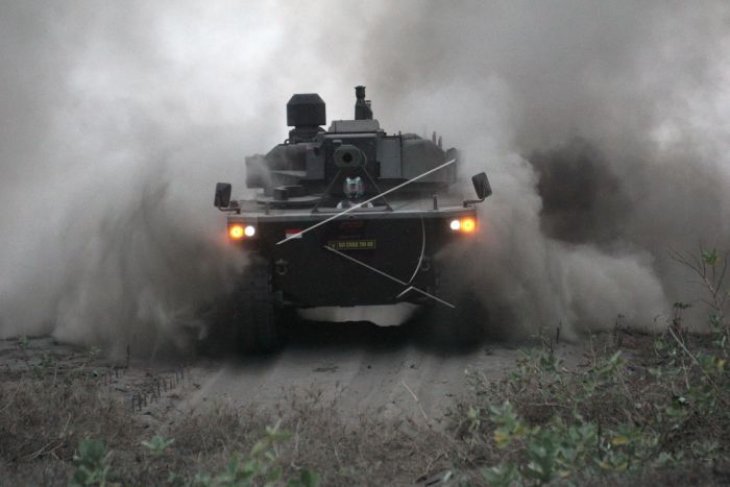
[228, 206, 475, 308]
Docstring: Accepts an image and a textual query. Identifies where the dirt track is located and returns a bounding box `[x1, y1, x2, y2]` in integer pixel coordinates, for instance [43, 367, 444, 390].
[0, 323, 601, 485]
[156, 320, 588, 430]
[1, 320, 587, 428]
[183, 322, 520, 426]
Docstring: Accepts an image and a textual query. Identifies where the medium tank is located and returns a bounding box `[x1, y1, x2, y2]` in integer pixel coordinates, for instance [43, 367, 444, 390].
[210, 86, 492, 352]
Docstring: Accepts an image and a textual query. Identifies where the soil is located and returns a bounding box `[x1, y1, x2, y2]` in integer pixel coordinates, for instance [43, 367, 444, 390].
[0, 320, 591, 486]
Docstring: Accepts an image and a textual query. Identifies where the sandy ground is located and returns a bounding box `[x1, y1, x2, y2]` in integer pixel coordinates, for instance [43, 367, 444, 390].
[182, 323, 523, 427]
[0, 322, 596, 485]
[0, 320, 588, 429]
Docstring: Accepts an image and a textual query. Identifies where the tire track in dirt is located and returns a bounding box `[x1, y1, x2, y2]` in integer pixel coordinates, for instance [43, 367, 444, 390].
[0, 323, 588, 430]
[177, 320, 588, 427]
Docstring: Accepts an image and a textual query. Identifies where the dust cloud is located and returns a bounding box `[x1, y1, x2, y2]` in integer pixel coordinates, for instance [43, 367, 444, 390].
[1, 1, 729, 353]
[358, 1, 730, 337]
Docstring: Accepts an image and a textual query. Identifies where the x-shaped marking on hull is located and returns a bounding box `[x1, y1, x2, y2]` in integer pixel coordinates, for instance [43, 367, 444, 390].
[279, 158, 458, 308]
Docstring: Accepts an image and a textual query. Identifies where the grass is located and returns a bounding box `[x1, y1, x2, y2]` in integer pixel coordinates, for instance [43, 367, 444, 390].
[455, 325, 729, 486]
[0, 356, 450, 486]
[452, 246, 730, 486]
[1, 328, 728, 486]
[0, 364, 141, 485]
[0, 248, 728, 486]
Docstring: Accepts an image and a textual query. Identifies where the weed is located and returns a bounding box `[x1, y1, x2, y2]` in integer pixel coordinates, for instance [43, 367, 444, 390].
[458, 291, 729, 486]
[2, 247, 728, 486]
[70, 439, 111, 487]
[173, 421, 319, 487]
[141, 435, 175, 456]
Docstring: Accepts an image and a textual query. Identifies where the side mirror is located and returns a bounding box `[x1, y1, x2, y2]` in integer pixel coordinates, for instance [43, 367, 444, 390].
[472, 172, 492, 200]
[463, 172, 492, 207]
[214, 182, 232, 208]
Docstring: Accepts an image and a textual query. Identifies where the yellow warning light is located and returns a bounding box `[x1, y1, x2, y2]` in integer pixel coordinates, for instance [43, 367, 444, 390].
[461, 217, 476, 233]
[229, 224, 245, 239]
[449, 217, 477, 233]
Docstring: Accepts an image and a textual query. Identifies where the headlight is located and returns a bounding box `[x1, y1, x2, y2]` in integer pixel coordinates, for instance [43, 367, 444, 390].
[229, 224, 256, 240]
[449, 217, 477, 234]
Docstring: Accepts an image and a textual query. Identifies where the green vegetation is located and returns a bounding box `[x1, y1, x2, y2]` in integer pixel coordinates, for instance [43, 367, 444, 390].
[0, 248, 727, 486]
[141, 435, 175, 456]
[461, 325, 728, 486]
[456, 246, 729, 486]
[70, 440, 111, 487]
[67, 425, 319, 487]
[180, 422, 319, 487]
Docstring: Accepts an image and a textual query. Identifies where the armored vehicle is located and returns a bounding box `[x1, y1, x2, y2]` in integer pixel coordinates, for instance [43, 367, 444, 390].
[212, 86, 491, 352]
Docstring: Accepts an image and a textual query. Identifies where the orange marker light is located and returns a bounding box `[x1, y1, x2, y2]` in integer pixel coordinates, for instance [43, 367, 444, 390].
[229, 224, 245, 239]
[461, 217, 476, 233]
[448, 217, 477, 234]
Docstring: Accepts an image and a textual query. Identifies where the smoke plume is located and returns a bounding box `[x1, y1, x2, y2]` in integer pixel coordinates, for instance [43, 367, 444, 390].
[359, 1, 730, 337]
[1, 1, 729, 353]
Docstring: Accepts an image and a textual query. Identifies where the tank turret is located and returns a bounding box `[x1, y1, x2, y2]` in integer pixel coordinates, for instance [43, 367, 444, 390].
[245, 86, 460, 206]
